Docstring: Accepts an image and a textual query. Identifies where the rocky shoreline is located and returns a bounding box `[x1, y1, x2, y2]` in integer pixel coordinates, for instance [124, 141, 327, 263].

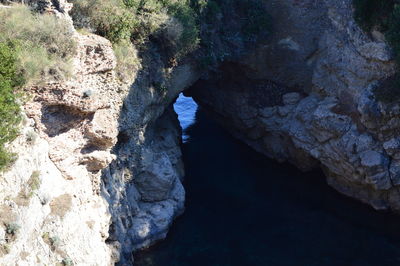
[190, 0, 400, 212]
[2, 0, 400, 265]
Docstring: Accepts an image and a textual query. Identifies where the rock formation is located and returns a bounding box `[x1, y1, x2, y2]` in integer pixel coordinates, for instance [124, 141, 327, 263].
[0, 0, 198, 265]
[2, 0, 400, 264]
[189, 0, 400, 212]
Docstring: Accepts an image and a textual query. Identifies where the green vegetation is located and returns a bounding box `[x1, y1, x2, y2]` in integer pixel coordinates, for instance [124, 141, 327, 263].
[0, 42, 21, 171]
[71, 0, 200, 81]
[0, 1, 270, 170]
[0, 4, 76, 171]
[0, 5, 76, 85]
[71, 0, 270, 69]
[352, 0, 400, 102]
[165, 1, 200, 58]
[113, 41, 140, 82]
[71, 0, 136, 44]
[71, 0, 199, 59]
[193, 0, 271, 68]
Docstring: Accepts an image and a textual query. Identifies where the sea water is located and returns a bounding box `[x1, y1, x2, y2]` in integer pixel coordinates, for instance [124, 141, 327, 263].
[135, 94, 400, 266]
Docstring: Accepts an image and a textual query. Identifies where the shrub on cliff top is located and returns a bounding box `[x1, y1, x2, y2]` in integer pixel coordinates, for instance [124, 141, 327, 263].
[0, 4, 76, 85]
[113, 41, 141, 83]
[71, 0, 138, 44]
[71, 0, 199, 62]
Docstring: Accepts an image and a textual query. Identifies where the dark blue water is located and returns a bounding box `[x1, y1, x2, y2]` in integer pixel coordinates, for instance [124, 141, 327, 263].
[135, 94, 400, 266]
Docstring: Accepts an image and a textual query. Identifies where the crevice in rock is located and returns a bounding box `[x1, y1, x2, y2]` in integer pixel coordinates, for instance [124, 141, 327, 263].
[41, 105, 92, 137]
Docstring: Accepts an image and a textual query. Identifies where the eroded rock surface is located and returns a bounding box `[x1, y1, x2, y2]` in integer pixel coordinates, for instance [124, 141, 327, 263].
[3, 0, 400, 264]
[190, 0, 400, 211]
[0, 2, 198, 265]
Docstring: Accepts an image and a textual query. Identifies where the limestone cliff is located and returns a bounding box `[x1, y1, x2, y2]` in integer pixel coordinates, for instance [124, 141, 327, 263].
[189, 0, 400, 211]
[0, 0, 265, 264]
[2, 0, 400, 265]
[0, 1, 199, 265]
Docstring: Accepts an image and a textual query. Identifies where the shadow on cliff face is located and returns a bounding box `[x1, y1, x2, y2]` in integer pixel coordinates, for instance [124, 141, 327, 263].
[41, 105, 93, 137]
[101, 0, 276, 261]
[101, 37, 193, 264]
[135, 106, 400, 266]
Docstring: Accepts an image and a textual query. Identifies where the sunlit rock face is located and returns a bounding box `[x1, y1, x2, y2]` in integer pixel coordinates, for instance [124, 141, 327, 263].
[189, 0, 400, 211]
[0, 20, 120, 266]
[0, 1, 199, 265]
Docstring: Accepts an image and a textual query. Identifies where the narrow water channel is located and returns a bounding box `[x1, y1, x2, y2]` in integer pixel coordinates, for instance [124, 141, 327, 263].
[135, 94, 400, 266]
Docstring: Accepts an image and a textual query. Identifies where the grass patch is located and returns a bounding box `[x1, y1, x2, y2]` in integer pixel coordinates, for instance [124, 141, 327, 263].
[0, 4, 76, 85]
[113, 41, 141, 83]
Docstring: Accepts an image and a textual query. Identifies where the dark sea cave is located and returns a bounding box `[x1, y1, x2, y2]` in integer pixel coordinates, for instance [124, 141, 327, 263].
[134, 94, 400, 266]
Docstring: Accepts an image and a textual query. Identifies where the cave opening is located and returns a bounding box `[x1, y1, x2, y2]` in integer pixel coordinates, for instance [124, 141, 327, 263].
[173, 93, 198, 143]
[133, 90, 400, 266]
